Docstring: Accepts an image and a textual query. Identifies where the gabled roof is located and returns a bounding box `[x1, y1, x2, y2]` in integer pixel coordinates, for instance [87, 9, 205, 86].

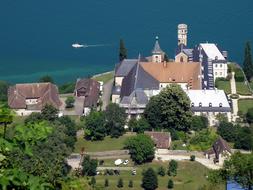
[152, 37, 164, 54]
[115, 59, 138, 77]
[8, 83, 62, 110]
[213, 137, 232, 155]
[200, 43, 225, 60]
[75, 78, 100, 107]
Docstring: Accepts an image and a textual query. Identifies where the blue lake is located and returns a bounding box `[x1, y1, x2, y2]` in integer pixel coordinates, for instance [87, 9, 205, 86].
[1, 0, 253, 84]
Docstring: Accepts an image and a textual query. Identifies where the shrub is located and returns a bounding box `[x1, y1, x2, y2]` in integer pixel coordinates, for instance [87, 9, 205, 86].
[190, 155, 196, 161]
[246, 108, 253, 124]
[168, 160, 178, 176]
[65, 96, 75, 108]
[167, 179, 174, 189]
[157, 166, 166, 176]
[104, 178, 109, 187]
[235, 68, 245, 82]
[117, 178, 123, 188]
[128, 180, 133, 188]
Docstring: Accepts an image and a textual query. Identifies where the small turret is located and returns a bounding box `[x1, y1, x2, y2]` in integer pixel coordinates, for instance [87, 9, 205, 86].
[152, 36, 164, 63]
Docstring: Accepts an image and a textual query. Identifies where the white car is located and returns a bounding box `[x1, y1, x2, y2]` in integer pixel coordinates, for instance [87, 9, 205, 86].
[114, 159, 123, 166]
[123, 160, 129, 165]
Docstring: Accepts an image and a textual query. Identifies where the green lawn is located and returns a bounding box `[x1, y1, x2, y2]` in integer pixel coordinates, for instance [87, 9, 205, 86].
[92, 71, 114, 83]
[238, 99, 253, 114]
[65, 161, 224, 190]
[74, 133, 136, 153]
[216, 80, 231, 94]
[236, 82, 252, 95]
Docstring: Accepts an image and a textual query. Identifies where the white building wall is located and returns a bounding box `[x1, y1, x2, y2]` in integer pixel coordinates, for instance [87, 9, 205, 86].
[213, 63, 228, 81]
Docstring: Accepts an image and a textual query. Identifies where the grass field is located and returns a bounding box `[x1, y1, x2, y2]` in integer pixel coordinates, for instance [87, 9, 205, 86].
[74, 133, 136, 153]
[238, 99, 253, 114]
[92, 71, 114, 83]
[236, 82, 252, 95]
[65, 161, 225, 190]
[216, 80, 231, 94]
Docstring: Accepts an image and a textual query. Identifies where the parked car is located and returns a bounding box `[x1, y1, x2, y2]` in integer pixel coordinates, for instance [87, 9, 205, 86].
[114, 159, 123, 166]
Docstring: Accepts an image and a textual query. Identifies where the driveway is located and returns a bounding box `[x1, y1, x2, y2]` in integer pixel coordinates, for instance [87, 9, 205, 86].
[101, 79, 113, 110]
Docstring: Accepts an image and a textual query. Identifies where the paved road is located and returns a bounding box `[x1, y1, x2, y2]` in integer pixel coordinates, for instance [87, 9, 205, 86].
[101, 79, 113, 110]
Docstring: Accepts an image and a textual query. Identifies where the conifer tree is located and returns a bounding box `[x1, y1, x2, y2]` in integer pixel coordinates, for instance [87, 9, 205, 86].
[243, 41, 253, 81]
[167, 179, 174, 189]
[104, 178, 109, 187]
[142, 168, 158, 190]
[119, 39, 127, 61]
[117, 178, 123, 188]
[128, 180, 133, 188]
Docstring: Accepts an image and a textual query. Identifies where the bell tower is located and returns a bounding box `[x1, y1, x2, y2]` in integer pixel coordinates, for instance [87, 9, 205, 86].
[152, 36, 164, 63]
[178, 24, 188, 46]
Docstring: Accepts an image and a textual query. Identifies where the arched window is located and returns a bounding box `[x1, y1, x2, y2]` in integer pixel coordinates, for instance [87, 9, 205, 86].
[209, 103, 212, 107]
[180, 56, 184, 62]
[199, 102, 202, 107]
[219, 103, 222, 107]
[191, 102, 194, 107]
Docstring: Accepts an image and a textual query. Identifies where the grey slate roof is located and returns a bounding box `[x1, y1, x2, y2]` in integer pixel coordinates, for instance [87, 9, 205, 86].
[191, 107, 231, 112]
[115, 59, 138, 77]
[120, 89, 148, 106]
[152, 37, 164, 54]
[120, 62, 159, 98]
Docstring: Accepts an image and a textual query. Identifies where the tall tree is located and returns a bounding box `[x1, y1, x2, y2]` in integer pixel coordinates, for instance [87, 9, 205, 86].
[243, 41, 253, 81]
[105, 103, 127, 138]
[82, 155, 98, 176]
[142, 168, 158, 190]
[41, 104, 59, 122]
[0, 81, 9, 102]
[119, 39, 127, 61]
[144, 85, 192, 131]
[0, 107, 13, 139]
[124, 134, 155, 164]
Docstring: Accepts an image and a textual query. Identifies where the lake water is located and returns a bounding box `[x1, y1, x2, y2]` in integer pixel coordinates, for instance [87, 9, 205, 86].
[1, 0, 253, 84]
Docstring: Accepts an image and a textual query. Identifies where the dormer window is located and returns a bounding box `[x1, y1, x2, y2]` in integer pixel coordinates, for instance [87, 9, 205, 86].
[199, 102, 202, 107]
[191, 102, 194, 107]
[219, 103, 223, 107]
[209, 103, 212, 107]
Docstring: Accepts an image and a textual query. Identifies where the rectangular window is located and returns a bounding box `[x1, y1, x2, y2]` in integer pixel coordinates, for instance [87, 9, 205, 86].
[215, 64, 218, 68]
[220, 64, 222, 68]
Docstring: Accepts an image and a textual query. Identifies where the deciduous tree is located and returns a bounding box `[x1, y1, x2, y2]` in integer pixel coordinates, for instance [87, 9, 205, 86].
[105, 103, 127, 138]
[144, 85, 192, 131]
[82, 155, 98, 176]
[124, 134, 155, 164]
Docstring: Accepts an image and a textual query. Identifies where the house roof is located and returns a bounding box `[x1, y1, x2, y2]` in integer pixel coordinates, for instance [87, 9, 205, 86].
[144, 131, 171, 149]
[213, 137, 232, 155]
[120, 62, 159, 98]
[176, 44, 193, 57]
[185, 90, 231, 111]
[200, 43, 225, 60]
[75, 78, 100, 107]
[8, 83, 62, 110]
[115, 59, 138, 77]
[140, 62, 202, 89]
[120, 89, 149, 106]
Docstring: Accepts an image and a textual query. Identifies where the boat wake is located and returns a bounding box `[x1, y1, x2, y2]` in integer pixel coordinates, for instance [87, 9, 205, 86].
[72, 43, 111, 49]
